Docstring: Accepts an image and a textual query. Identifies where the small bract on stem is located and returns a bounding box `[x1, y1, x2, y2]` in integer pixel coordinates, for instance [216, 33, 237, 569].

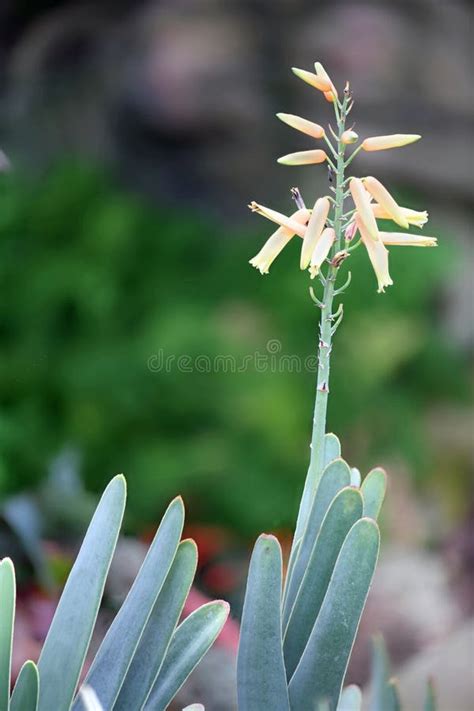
[247, 60, 438, 546]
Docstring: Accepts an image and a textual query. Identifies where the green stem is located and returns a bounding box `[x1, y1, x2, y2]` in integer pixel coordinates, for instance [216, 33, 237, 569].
[292, 95, 349, 547]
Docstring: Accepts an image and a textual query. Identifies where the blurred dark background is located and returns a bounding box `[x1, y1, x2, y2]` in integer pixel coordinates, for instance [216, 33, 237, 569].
[0, 1, 472, 708]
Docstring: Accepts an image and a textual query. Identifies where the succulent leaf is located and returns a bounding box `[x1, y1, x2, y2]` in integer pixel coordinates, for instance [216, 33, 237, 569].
[237, 535, 290, 711]
[74, 495, 185, 709]
[424, 679, 436, 711]
[144, 601, 229, 711]
[114, 539, 197, 710]
[292, 433, 342, 554]
[10, 661, 39, 711]
[288, 519, 380, 710]
[283, 458, 351, 625]
[337, 685, 362, 711]
[361, 468, 387, 520]
[369, 635, 392, 711]
[284, 488, 363, 678]
[0, 558, 15, 711]
[36, 475, 126, 711]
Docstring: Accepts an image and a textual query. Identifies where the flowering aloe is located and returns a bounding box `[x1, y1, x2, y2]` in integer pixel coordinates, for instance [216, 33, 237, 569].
[240, 60, 438, 711]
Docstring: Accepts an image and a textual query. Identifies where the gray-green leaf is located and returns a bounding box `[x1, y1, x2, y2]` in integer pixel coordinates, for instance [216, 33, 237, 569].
[76, 495, 184, 709]
[337, 685, 362, 711]
[289, 518, 380, 710]
[283, 458, 351, 626]
[361, 468, 387, 520]
[37, 475, 126, 711]
[144, 601, 229, 711]
[10, 661, 39, 711]
[284, 488, 363, 679]
[237, 535, 290, 711]
[114, 539, 197, 710]
[0, 558, 15, 711]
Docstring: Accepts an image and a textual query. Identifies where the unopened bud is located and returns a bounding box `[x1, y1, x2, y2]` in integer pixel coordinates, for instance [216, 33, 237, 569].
[291, 68, 332, 93]
[276, 113, 325, 139]
[277, 150, 328, 166]
[361, 134, 421, 152]
[344, 221, 357, 241]
[341, 130, 359, 145]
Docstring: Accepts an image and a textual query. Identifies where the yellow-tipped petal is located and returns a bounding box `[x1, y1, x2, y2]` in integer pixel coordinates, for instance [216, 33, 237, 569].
[356, 216, 393, 293]
[249, 227, 293, 274]
[379, 232, 437, 247]
[342, 130, 359, 145]
[361, 134, 421, 151]
[248, 202, 309, 237]
[364, 176, 409, 229]
[309, 227, 336, 278]
[300, 196, 331, 269]
[314, 61, 338, 99]
[276, 113, 325, 139]
[349, 178, 380, 241]
[249, 208, 311, 274]
[277, 150, 327, 166]
[371, 204, 429, 228]
[291, 67, 332, 92]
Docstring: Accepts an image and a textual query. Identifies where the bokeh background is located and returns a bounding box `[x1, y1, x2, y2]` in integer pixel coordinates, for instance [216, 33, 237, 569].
[0, 1, 472, 708]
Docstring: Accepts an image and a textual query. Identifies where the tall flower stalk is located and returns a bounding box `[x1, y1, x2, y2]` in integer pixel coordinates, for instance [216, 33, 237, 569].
[248, 61, 437, 545]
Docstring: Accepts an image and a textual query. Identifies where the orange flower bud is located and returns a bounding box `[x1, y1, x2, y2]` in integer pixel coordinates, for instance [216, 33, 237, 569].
[361, 134, 421, 151]
[276, 113, 325, 139]
[291, 68, 332, 92]
[277, 150, 327, 166]
[314, 61, 338, 99]
[341, 130, 359, 145]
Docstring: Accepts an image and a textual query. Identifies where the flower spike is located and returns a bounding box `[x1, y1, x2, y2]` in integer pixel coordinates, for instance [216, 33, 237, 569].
[276, 113, 325, 139]
[277, 150, 328, 166]
[349, 178, 380, 241]
[301, 197, 331, 269]
[363, 176, 409, 229]
[361, 134, 421, 151]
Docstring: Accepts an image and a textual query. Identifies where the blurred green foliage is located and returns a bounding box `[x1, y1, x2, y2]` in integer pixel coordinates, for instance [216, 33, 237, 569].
[0, 163, 468, 534]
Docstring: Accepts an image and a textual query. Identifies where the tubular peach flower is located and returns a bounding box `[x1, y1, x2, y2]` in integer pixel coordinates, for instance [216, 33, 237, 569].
[277, 150, 328, 166]
[361, 134, 421, 151]
[249, 208, 311, 274]
[355, 215, 393, 293]
[300, 197, 331, 269]
[363, 176, 409, 229]
[371, 204, 428, 228]
[248, 202, 308, 237]
[276, 113, 325, 139]
[379, 232, 437, 247]
[291, 67, 332, 92]
[349, 178, 380, 241]
[314, 61, 338, 101]
[341, 130, 359, 145]
[309, 228, 336, 278]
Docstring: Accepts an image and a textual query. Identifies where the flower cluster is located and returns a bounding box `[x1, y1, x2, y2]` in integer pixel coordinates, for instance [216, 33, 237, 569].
[249, 62, 436, 292]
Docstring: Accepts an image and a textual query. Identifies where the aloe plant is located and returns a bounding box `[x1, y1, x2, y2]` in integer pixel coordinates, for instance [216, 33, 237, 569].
[238, 58, 438, 710]
[0, 475, 227, 710]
